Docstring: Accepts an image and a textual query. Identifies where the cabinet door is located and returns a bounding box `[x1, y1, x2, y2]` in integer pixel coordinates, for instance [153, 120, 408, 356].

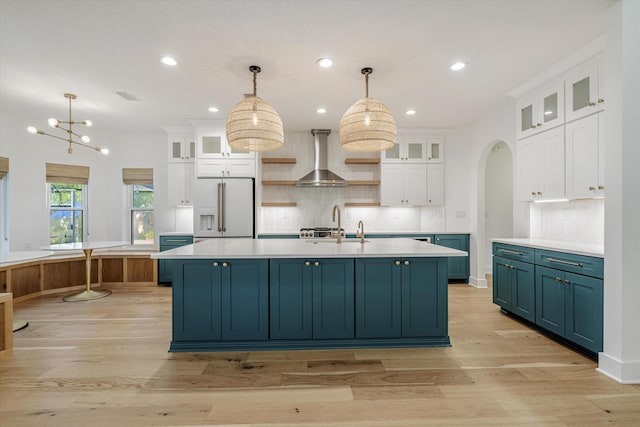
[511, 259, 535, 323]
[517, 136, 543, 201]
[565, 272, 603, 352]
[380, 164, 405, 206]
[538, 80, 565, 133]
[403, 164, 427, 206]
[382, 141, 401, 162]
[172, 260, 221, 341]
[196, 158, 227, 178]
[355, 258, 402, 338]
[434, 234, 469, 280]
[312, 259, 355, 339]
[565, 58, 600, 122]
[492, 256, 513, 310]
[269, 259, 313, 340]
[565, 114, 599, 199]
[539, 126, 565, 200]
[404, 136, 427, 163]
[517, 94, 537, 140]
[220, 259, 268, 341]
[158, 259, 173, 284]
[426, 164, 444, 206]
[426, 136, 444, 163]
[401, 258, 447, 337]
[198, 135, 226, 158]
[167, 163, 193, 206]
[535, 266, 566, 337]
[169, 137, 185, 162]
[227, 158, 256, 178]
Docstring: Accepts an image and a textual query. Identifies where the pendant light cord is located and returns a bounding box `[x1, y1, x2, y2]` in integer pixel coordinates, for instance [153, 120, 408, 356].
[253, 70, 257, 97]
[365, 72, 369, 98]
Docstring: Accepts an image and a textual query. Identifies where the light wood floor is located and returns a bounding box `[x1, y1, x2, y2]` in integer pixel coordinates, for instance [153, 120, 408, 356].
[1, 282, 639, 427]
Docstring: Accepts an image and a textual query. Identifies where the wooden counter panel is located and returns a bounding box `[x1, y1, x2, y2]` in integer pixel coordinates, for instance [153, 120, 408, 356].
[101, 258, 124, 283]
[11, 265, 40, 298]
[0, 293, 11, 353]
[42, 259, 99, 290]
[0, 271, 6, 293]
[127, 258, 155, 282]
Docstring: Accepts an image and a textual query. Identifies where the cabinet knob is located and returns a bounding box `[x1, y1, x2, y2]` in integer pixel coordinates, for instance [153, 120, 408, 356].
[404, 260, 410, 266]
[305, 261, 311, 266]
[598, 185, 605, 190]
[537, 191, 542, 195]
[536, 123, 542, 127]
[588, 101, 596, 107]
[395, 260, 401, 266]
[597, 98, 605, 103]
[531, 192, 536, 196]
[314, 261, 320, 267]
[589, 186, 596, 191]
[564, 279, 570, 284]
[530, 125, 537, 129]
[555, 277, 562, 282]
[222, 262, 229, 267]
[213, 262, 219, 267]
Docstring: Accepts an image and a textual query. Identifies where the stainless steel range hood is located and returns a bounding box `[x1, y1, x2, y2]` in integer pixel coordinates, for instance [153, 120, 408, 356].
[296, 129, 348, 188]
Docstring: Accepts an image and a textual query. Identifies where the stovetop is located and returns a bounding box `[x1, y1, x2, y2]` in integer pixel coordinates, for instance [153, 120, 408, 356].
[299, 227, 346, 239]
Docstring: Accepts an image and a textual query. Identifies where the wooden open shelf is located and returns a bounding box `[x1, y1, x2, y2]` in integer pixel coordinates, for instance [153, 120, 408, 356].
[344, 202, 381, 207]
[345, 158, 380, 164]
[348, 180, 380, 186]
[261, 180, 297, 186]
[261, 202, 297, 207]
[261, 158, 296, 164]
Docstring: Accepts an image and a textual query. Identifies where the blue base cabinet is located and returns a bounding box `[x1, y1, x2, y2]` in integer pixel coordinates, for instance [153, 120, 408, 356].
[355, 257, 448, 339]
[158, 235, 193, 285]
[433, 234, 470, 282]
[492, 254, 535, 322]
[172, 258, 268, 349]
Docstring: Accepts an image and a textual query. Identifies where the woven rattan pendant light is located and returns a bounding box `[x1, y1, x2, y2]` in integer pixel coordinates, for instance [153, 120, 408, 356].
[339, 67, 396, 152]
[226, 65, 284, 152]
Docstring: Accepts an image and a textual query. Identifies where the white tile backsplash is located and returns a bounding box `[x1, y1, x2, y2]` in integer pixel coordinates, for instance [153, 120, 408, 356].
[530, 198, 604, 245]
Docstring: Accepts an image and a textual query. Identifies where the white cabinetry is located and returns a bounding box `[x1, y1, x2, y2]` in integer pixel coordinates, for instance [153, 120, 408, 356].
[167, 163, 194, 206]
[517, 80, 564, 139]
[426, 164, 444, 205]
[517, 127, 565, 202]
[565, 112, 605, 199]
[382, 136, 427, 163]
[196, 134, 256, 178]
[169, 137, 195, 163]
[380, 163, 427, 206]
[427, 136, 444, 163]
[565, 57, 604, 123]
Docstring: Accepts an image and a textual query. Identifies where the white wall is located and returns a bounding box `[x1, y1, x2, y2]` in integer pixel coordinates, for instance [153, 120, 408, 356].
[484, 142, 513, 272]
[530, 199, 604, 244]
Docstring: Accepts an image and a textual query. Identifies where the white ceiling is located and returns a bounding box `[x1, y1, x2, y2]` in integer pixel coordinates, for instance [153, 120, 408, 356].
[0, 0, 611, 134]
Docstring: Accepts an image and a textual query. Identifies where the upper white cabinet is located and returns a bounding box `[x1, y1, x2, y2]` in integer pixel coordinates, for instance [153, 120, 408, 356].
[196, 133, 256, 178]
[426, 164, 444, 205]
[565, 57, 604, 123]
[427, 136, 444, 163]
[517, 126, 565, 202]
[167, 163, 194, 206]
[382, 136, 427, 163]
[169, 136, 196, 163]
[565, 112, 605, 199]
[517, 80, 565, 139]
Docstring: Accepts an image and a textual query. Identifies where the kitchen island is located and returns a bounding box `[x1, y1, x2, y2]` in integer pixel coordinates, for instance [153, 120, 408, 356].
[152, 238, 467, 352]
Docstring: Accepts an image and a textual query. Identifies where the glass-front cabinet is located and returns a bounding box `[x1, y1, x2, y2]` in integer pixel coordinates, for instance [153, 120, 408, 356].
[516, 80, 564, 139]
[565, 57, 603, 123]
[198, 134, 254, 159]
[169, 137, 196, 163]
[382, 136, 427, 163]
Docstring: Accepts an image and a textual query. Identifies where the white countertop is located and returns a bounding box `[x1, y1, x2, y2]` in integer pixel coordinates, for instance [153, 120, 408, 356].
[41, 241, 129, 251]
[0, 251, 54, 266]
[492, 238, 604, 258]
[151, 238, 467, 260]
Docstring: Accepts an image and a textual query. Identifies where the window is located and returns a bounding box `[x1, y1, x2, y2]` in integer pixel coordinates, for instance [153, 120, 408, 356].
[45, 163, 89, 245]
[48, 183, 86, 244]
[0, 157, 8, 251]
[123, 168, 154, 245]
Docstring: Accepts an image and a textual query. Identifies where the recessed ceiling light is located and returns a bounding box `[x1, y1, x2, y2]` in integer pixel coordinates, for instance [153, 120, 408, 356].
[161, 56, 177, 66]
[450, 61, 466, 71]
[208, 106, 219, 113]
[316, 58, 333, 68]
[405, 109, 416, 116]
[317, 107, 327, 114]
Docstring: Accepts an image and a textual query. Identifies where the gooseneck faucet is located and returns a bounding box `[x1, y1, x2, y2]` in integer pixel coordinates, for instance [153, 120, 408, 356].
[332, 204, 342, 243]
[357, 220, 365, 244]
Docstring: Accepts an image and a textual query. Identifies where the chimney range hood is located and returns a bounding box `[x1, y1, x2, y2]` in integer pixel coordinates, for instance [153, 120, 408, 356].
[296, 129, 348, 188]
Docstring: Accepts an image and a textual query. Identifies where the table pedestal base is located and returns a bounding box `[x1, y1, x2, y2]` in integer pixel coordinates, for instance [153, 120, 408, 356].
[63, 289, 112, 302]
[12, 319, 29, 332]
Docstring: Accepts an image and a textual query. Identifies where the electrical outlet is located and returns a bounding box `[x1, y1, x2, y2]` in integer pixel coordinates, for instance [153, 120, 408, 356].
[456, 211, 466, 218]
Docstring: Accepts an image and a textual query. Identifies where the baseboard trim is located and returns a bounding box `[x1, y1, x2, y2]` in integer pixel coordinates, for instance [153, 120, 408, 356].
[468, 276, 488, 288]
[597, 352, 640, 384]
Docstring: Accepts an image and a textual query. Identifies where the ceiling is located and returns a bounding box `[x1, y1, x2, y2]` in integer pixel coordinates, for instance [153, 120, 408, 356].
[0, 0, 611, 134]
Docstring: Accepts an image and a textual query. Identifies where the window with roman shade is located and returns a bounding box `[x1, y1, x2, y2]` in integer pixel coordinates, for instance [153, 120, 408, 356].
[45, 162, 89, 244]
[123, 168, 155, 245]
[0, 157, 8, 179]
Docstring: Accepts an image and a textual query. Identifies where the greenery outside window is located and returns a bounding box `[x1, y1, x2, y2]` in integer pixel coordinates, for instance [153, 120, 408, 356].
[48, 183, 86, 244]
[131, 184, 154, 245]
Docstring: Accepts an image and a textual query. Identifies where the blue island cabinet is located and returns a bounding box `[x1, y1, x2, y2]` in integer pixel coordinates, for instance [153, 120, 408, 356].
[269, 258, 354, 340]
[355, 257, 448, 338]
[171, 258, 268, 350]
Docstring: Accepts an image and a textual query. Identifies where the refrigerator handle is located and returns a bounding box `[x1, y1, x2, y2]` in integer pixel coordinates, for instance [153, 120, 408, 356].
[217, 182, 222, 232]
[222, 182, 226, 232]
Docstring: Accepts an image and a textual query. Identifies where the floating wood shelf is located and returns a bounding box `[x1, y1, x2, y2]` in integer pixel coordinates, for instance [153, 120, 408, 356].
[345, 158, 380, 164]
[261, 180, 297, 186]
[261, 157, 296, 164]
[344, 202, 381, 207]
[261, 202, 297, 207]
[348, 180, 380, 186]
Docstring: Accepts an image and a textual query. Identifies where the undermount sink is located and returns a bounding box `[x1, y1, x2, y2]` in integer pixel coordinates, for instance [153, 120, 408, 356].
[305, 238, 368, 244]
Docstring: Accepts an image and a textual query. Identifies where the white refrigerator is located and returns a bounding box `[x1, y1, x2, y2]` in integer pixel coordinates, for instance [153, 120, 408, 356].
[193, 178, 254, 238]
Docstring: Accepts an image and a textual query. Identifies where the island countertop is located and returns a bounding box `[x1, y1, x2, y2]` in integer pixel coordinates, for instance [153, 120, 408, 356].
[151, 237, 467, 259]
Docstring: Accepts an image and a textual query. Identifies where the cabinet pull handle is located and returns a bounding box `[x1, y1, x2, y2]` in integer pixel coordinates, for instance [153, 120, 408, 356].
[589, 186, 596, 191]
[314, 261, 320, 267]
[564, 279, 571, 284]
[404, 260, 410, 265]
[213, 262, 219, 267]
[394, 260, 401, 266]
[555, 277, 562, 282]
[544, 257, 583, 267]
[597, 98, 605, 103]
[498, 248, 524, 256]
[531, 192, 536, 196]
[589, 101, 596, 106]
[165, 239, 189, 243]
[222, 262, 229, 267]
[305, 261, 311, 266]
[598, 185, 605, 190]
[537, 191, 542, 195]
[536, 123, 542, 127]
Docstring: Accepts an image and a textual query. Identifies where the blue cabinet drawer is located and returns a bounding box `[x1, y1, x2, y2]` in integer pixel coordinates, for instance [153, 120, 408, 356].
[493, 243, 535, 264]
[159, 235, 193, 249]
[535, 249, 603, 279]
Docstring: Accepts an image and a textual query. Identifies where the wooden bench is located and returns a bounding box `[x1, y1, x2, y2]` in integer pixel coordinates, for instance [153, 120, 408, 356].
[0, 293, 12, 354]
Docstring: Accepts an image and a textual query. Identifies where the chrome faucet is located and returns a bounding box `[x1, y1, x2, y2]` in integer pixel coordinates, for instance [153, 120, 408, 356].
[356, 220, 365, 243]
[332, 204, 342, 243]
